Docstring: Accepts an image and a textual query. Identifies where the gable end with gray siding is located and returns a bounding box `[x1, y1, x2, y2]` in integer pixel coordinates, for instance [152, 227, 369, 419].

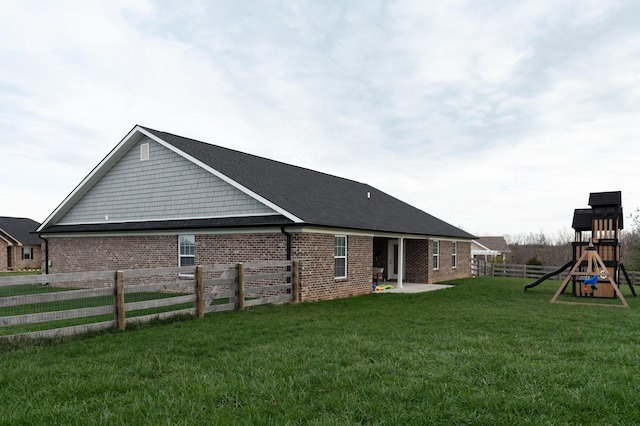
[58, 137, 277, 225]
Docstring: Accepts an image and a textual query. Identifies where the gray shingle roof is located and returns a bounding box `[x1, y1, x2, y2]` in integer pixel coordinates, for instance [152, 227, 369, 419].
[474, 236, 510, 253]
[143, 127, 474, 239]
[0, 217, 41, 245]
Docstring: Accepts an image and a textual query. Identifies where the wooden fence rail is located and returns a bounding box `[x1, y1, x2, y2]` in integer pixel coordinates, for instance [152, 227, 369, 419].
[0, 260, 299, 341]
[472, 259, 639, 285]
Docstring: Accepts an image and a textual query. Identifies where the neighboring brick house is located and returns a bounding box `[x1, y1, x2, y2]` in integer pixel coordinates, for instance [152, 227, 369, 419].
[471, 236, 511, 262]
[0, 216, 42, 271]
[37, 125, 475, 302]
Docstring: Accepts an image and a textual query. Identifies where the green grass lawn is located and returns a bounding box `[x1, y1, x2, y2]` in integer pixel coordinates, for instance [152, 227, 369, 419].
[2, 277, 640, 425]
[0, 270, 40, 277]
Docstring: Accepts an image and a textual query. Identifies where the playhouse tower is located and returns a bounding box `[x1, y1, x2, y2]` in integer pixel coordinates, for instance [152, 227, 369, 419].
[571, 191, 623, 298]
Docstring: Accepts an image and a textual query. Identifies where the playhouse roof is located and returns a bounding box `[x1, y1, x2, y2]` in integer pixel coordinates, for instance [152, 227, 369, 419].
[572, 209, 593, 231]
[589, 191, 622, 207]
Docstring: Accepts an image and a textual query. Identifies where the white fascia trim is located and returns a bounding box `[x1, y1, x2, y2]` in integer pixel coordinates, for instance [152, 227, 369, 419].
[55, 212, 280, 226]
[40, 226, 285, 239]
[288, 226, 473, 241]
[139, 128, 303, 224]
[471, 249, 501, 256]
[37, 125, 145, 233]
[287, 227, 474, 242]
[471, 240, 493, 251]
[0, 228, 21, 245]
[284, 226, 428, 239]
[433, 236, 475, 243]
[0, 233, 15, 245]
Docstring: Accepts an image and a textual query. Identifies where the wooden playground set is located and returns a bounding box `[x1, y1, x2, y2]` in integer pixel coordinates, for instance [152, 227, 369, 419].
[524, 191, 635, 308]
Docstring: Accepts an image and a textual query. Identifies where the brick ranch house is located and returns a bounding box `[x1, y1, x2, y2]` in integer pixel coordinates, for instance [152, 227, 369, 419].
[37, 125, 475, 302]
[0, 216, 42, 271]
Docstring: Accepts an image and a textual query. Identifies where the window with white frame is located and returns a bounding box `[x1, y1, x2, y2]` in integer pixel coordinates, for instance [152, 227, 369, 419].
[433, 240, 440, 270]
[179, 235, 195, 267]
[452, 241, 457, 268]
[334, 235, 347, 278]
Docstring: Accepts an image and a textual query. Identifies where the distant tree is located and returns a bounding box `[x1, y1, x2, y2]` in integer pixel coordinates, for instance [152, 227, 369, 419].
[621, 208, 640, 271]
[526, 256, 543, 266]
[505, 230, 572, 266]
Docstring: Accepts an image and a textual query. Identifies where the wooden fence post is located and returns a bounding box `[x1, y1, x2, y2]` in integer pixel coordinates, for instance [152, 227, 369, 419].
[523, 264, 527, 279]
[236, 262, 245, 311]
[292, 260, 300, 303]
[116, 271, 125, 331]
[196, 265, 204, 318]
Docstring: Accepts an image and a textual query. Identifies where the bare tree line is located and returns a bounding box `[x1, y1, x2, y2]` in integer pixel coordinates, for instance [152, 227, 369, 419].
[503, 217, 640, 269]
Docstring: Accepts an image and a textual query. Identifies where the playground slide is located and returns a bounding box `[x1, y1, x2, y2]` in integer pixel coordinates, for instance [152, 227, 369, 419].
[523, 260, 575, 291]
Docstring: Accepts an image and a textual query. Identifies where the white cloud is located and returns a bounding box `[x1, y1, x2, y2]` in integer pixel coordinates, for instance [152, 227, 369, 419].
[1, 0, 640, 235]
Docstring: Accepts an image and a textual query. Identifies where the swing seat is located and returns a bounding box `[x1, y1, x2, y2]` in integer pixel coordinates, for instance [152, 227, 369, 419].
[584, 275, 599, 286]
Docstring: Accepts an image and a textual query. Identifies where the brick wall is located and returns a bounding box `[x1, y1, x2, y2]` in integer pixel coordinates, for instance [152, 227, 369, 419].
[292, 233, 372, 302]
[0, 242, 42, 271]
[197, 233, 286, 264]
[0, 240, 7, 270]
[46, 232, 375, 302]
[48, 235, 178, 273]
[428, 240, 472, 283]
[13, 245, 42, 270]
[405, 239, 429, 282]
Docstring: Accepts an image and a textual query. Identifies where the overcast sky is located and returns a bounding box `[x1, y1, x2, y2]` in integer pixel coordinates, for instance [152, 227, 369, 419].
[2, 0, 639, 238]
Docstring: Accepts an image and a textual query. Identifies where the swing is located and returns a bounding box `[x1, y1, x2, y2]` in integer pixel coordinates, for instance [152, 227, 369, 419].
[583, 255, 601, 291]
[584, 275, 599, 292]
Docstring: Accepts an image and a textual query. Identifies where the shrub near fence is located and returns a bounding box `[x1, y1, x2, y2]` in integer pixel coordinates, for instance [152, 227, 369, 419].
[471, 259, 639, 285]
[0, 260, 299, 341]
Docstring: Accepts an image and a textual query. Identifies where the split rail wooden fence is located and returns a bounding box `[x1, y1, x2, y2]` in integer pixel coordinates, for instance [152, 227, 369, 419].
[0, 260, 299, 341]
[472, 258, 639, 284]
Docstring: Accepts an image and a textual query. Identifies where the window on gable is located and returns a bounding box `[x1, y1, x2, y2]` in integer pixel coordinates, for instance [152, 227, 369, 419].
[334, 235, 347, 278]
[179, 235, 195, 267]
[22, 247, 32, 260]
[452, 241, 457, 268]
[433, 240, 440, 270]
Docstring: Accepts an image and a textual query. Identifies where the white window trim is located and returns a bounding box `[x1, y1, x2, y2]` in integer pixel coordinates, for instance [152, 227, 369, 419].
[452, 241, 457, 269]
[334, 235, 347, 279]
[433, 240, 440, 270]
[178, 234, 195, 267]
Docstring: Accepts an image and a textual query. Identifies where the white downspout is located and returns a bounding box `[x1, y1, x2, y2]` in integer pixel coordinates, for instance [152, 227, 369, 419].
[398, 237, 404, 288]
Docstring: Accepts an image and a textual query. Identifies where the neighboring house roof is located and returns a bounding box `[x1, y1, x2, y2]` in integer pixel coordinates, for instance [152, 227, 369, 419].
[0, 217, 41, 245]
[39, 125, 474, 239]
[472, 236, 510, 254]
